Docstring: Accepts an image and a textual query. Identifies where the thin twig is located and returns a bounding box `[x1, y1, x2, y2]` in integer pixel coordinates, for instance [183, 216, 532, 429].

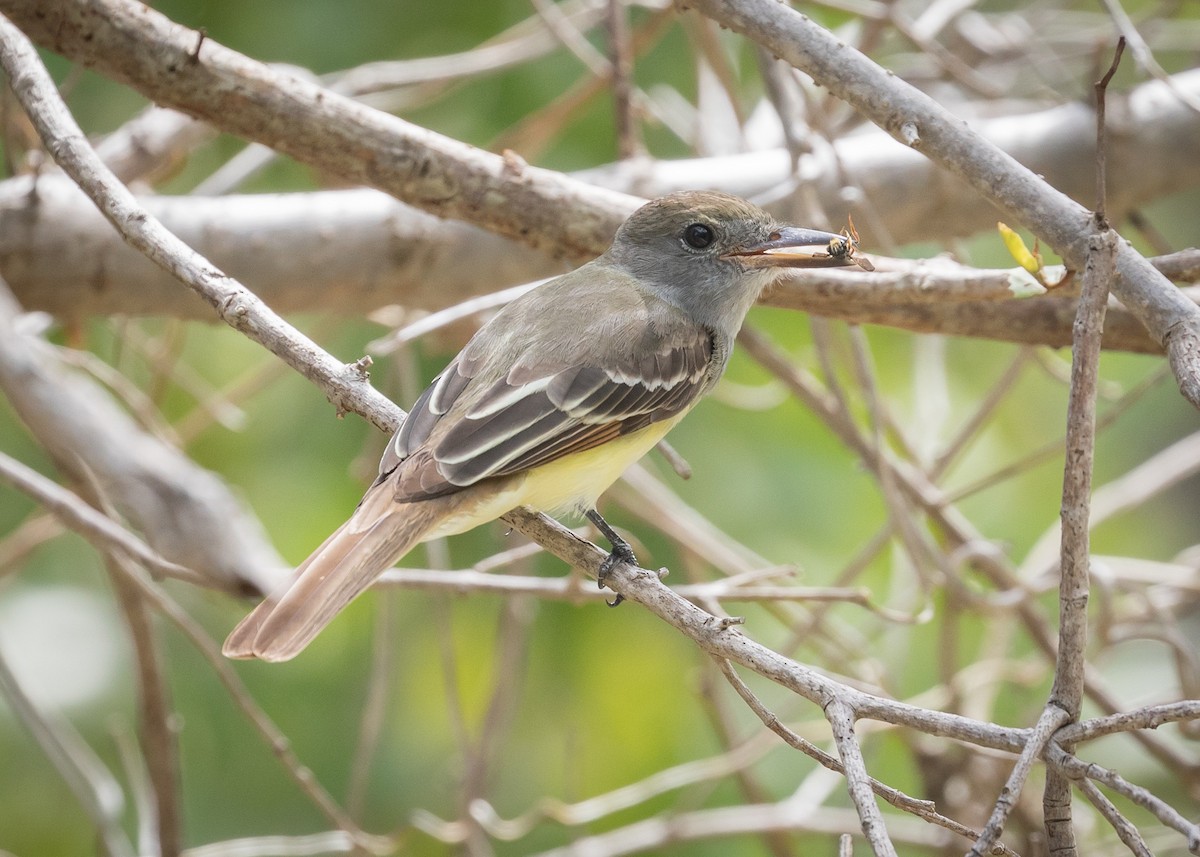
[180, 832, 356, 857]
[930, 349, 1032, 481]
[463, 598, 534, 843]
[1058, 700, 1200, 745]
[605, 0, 639, 159]
[0, 512, 61, 580]
[946, 363, 1169, 507]
[1045, 742, 1200, 852]
[1074, 778, 1153, 857]
[106, 565, 181, 857]
[697, 665, 799, 857]
[715, 659, 1022, 856]
[1093, 37, 1127, 226]
[1099, 0, 1200, 116]
[105, 555, 395, 854]
[0, 451, 205, 587]
[344, 590, 396, 819]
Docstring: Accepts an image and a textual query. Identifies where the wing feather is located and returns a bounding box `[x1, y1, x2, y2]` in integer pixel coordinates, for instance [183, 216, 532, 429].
[437, 383, 559, 464]
[380, 359, 474, 477]
[548, 366, 610, 412]
[492, 421, 624, 474]
[385, 286, 716, 502]
[441, 409, 568, 485]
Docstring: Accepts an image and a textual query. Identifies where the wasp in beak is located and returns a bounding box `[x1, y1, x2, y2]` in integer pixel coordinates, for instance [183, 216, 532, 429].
[725, 218, 875, 271]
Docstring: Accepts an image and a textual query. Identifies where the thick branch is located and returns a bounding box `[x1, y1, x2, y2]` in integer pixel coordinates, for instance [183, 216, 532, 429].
[767, 274, 1185, 355]
[0, 0, 639, 262]
[5, 70, 1200, 316]
[1, 173, 1194, 354]
[0, 176, 565, 318]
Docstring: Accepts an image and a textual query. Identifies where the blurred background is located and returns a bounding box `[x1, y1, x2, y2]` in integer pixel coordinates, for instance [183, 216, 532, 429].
[2, 0, 1199, 855]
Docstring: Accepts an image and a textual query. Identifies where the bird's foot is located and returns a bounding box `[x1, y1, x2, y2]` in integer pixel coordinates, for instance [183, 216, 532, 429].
[597, 542, 637, 608]
[586, 509, 637, 607]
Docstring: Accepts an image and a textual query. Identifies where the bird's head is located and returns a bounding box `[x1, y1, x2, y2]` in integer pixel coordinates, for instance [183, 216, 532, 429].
[605, 190, 865, 335]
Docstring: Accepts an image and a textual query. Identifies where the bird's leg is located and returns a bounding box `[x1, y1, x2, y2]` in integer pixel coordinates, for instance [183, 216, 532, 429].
[585, 508, 636, 607]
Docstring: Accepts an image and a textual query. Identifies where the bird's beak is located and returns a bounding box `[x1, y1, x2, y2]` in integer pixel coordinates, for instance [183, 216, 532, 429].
[724, 226, 872, 270]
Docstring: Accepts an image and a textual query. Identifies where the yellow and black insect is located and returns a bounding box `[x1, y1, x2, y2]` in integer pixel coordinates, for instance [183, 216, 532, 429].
[814, 217, 875, 271]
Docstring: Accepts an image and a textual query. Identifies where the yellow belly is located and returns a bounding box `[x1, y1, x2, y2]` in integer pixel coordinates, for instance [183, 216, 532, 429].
[518, 417, 681, 515]
[424, 417, 682, 540]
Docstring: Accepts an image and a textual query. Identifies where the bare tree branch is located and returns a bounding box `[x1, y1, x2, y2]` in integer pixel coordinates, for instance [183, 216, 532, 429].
[0, 450, 204, 588]
[970, 704, 1071, 856]
[1040, 228, 1117, 856]
[0, 17, 405, 434]
[106, 565, 181, 857]
[686, 0, 1200, 409]
[0, 176, 564, 319]
[1074, 777, 1153, 857]
[0, 279, 284, 592]
[0, 0, 640, 262]
[826, 698, 898, 857]
[580, 69, 1200, 241]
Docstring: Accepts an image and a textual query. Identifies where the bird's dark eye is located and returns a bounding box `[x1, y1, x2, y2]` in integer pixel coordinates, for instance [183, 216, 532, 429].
[683, 223, 716, 249]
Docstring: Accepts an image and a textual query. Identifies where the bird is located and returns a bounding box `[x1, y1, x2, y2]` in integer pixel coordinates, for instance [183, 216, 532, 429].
[223, 190, 866, 661]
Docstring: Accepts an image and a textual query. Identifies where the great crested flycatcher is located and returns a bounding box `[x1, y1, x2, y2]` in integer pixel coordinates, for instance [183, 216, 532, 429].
[224, 190, 866, 661]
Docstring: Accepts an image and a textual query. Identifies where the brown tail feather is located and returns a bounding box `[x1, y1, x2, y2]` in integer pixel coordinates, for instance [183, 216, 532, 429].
[222, 482, 465, 662]
[222, 517, 353, 659]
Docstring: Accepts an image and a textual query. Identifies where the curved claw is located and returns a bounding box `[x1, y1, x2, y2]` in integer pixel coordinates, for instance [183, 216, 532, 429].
[597, 542, 637, 607]
[588, 509, 638, 608]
